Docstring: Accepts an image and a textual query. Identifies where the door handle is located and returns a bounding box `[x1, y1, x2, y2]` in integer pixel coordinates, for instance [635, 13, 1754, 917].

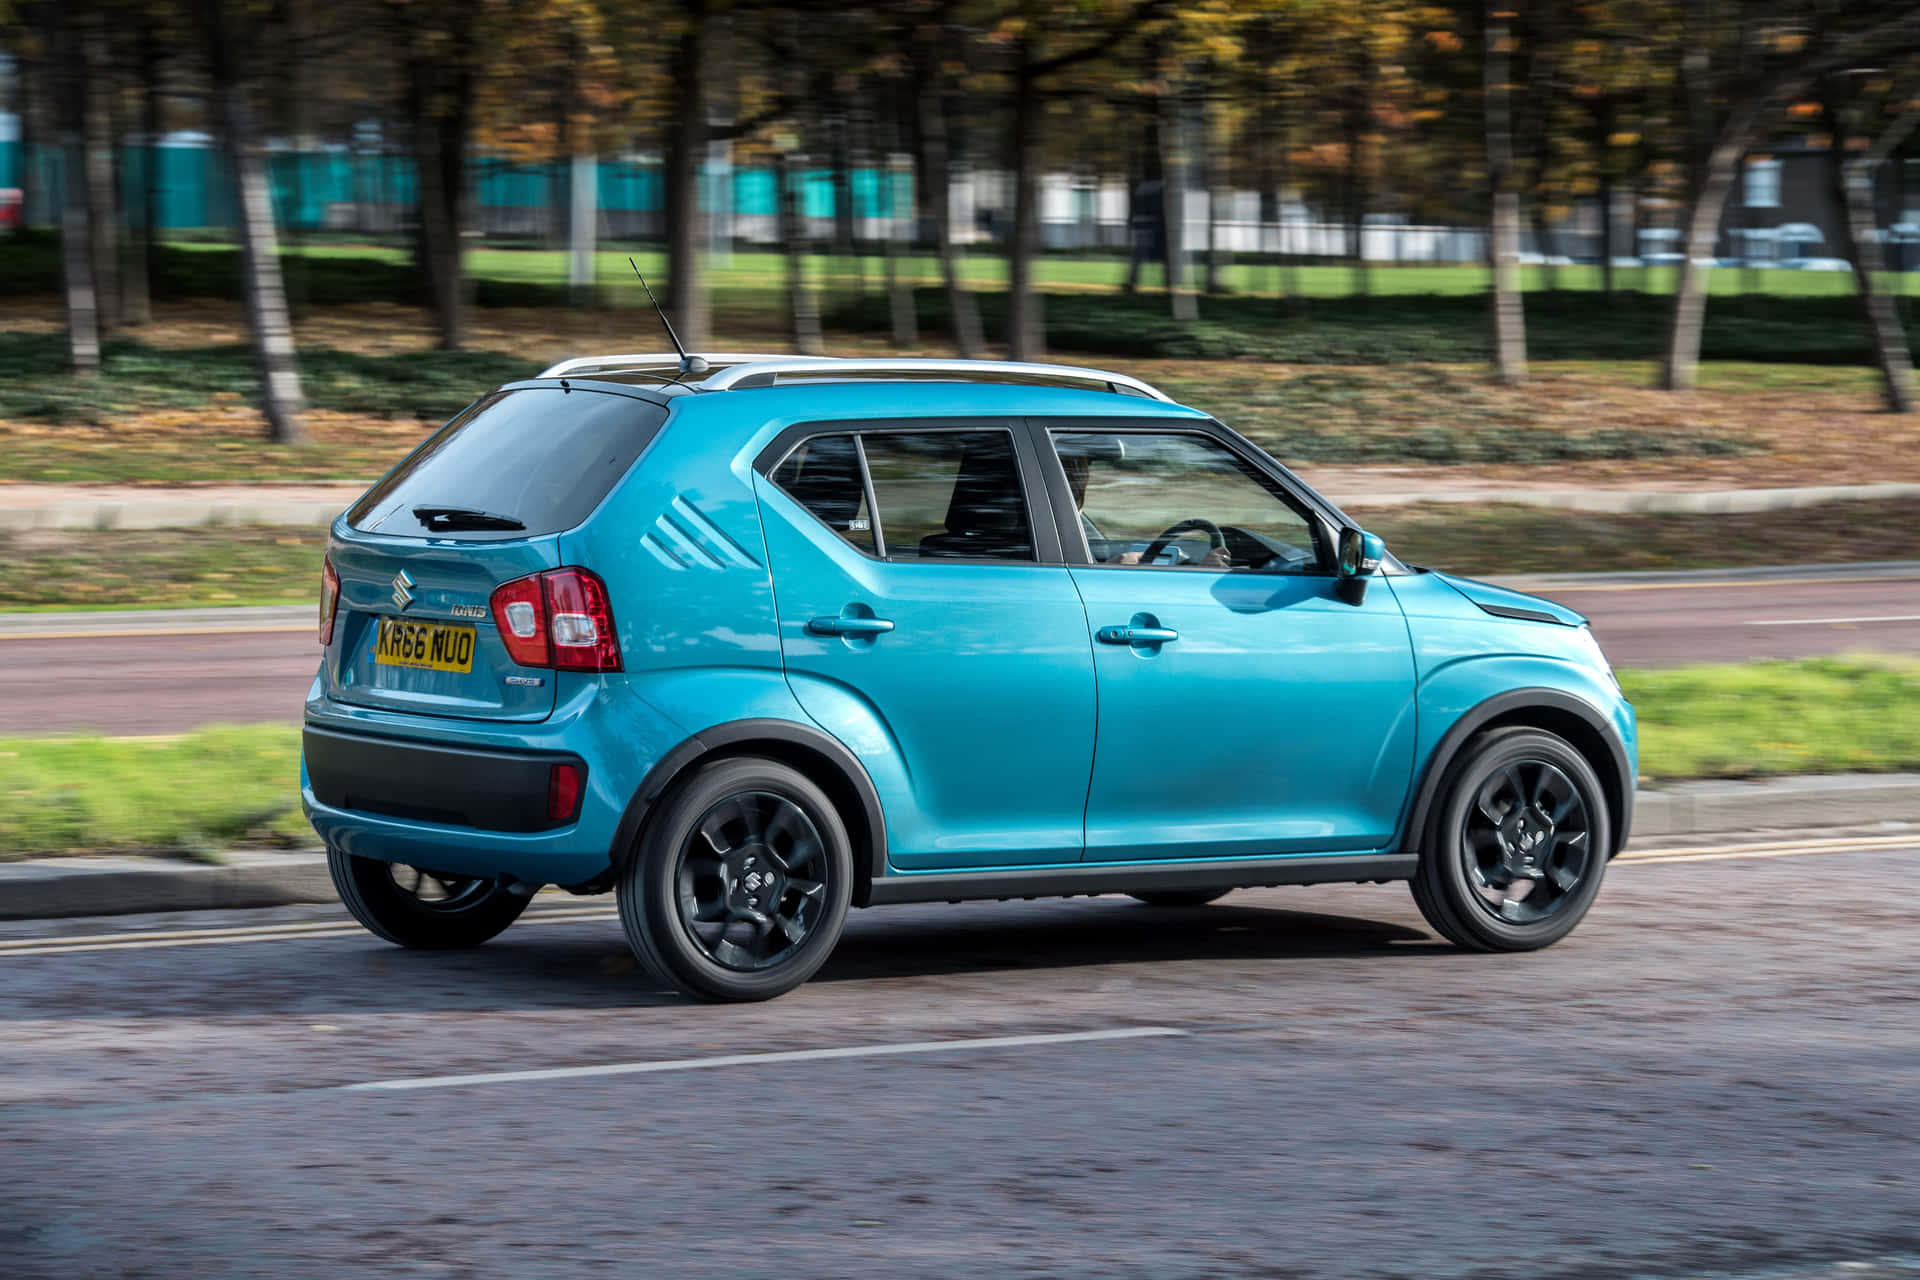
[1096, 624, 1179, 645]
[808, 615, 896, 637]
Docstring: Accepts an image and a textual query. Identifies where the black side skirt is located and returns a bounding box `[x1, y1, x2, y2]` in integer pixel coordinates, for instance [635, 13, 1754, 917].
[864, 853, 1416, 907]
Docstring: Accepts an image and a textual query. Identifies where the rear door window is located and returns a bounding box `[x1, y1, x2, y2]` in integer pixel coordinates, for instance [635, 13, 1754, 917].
[348, 387, 669, 540]
[860, 432, 1034, 562]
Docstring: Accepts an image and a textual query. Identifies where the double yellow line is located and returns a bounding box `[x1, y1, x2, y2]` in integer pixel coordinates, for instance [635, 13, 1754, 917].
[0, 834, 1909, 957]
[0, 903, 618, 957]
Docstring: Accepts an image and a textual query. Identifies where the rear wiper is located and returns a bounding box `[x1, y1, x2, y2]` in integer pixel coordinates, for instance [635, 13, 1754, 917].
[411, 505, 526, 532]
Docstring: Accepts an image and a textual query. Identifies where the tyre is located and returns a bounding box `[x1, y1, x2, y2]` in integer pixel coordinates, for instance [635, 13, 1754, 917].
[619, 757, 854, 1002]
[328, 848, 531, 949]
[1127, 889, 1232, 907]
[1410, 727, 1611, 952]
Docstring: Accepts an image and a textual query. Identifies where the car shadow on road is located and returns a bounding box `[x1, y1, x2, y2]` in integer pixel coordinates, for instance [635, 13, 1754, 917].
[814, 897, 1439, 985]
[0, 897, 1442, 1022]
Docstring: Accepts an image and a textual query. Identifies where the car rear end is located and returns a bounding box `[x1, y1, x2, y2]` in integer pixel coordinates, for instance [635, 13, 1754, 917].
[301, 381, 674, 890]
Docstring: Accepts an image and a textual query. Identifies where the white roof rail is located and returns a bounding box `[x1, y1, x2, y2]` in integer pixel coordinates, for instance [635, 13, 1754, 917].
[698, 358, 1175, 402]
[537, 352, 835, 380]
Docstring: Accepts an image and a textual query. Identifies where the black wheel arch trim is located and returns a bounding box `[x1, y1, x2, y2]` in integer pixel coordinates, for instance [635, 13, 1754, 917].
[611, 718, 889, 904]
[1399, 688, 1633, 859]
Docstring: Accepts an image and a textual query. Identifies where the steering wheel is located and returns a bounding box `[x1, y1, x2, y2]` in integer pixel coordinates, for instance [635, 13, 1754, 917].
[1139, 517, 1227, 566]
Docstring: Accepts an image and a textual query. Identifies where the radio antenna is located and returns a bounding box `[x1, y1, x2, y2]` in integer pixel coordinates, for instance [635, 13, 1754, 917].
[630, 257, 708, 380]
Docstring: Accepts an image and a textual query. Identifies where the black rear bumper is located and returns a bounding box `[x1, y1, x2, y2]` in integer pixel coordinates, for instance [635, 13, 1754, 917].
[303, 725, 585, 833]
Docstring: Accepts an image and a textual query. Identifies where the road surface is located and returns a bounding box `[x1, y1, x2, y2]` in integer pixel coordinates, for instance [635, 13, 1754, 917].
[1, 566, 1914, 734]
[2, 831, 1916, 1278]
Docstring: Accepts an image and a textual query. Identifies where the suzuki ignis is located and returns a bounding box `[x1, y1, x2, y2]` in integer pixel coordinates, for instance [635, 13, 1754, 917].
[303, 355, 1635, 1001]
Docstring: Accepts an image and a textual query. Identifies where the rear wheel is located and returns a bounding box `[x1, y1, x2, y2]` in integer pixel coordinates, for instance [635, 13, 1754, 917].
[328, 849, 531, 949]
[619, 757, 854, 1003]
[1410, 727, 1611, 952]
[1128, 889, 1231, 907]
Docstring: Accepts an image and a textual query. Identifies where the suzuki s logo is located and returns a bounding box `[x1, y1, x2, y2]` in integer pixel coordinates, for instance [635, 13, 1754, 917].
[391, 570, 416, 612]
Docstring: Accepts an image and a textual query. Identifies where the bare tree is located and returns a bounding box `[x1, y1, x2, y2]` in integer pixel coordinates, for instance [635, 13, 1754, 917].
[1661, 6, 1920, 392]
[200, 0, 306, 443]
[1824, 83, 1920, 413]
[917, 23, 984, 357]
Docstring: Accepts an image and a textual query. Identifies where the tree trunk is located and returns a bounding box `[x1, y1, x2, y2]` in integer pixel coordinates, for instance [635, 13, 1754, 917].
[664, 9, 710, 350]
[1198, 81, 1223, 296]
[15, 48, 40, 230]
[919, 68, 982, 357]
[1160, 74, 1195, 321]
[1659, 98, 1765, 391]
[1343, 54, 1370, 299]
[202, 0, 305, 443]
[778, 149, 822, 355]
[880, 93, 917, 349]
[127, 25, 162, 316]
[1006, 52, 1044, 361]
[47, 3, 101, 372]
[1594, 96, 1616, 300]
[828, 97, 862, 299]
[1485, 4, 1526, 384]
[82, 19, 120, 333]
[1834, 104, 1919, 413]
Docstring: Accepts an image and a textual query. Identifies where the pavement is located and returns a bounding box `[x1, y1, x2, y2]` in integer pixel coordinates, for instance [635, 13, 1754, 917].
[3, 831, 1918, 1278]
[5, 476, 1920, 531]
[2, 561, 1915, 735]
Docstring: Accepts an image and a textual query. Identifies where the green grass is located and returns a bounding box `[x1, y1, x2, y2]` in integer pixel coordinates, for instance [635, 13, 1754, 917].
[0, 725, 310, 859]
[1623, 657, 1920, 782]
[2, 657, 1910, 857]
[0, 527, 324, 609]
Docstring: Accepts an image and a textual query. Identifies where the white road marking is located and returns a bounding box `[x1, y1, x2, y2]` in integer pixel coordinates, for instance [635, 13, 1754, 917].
[338, 1027, 1189, 1093]
[0, 624, 314, 642]
[1745, 614, 1920, 627]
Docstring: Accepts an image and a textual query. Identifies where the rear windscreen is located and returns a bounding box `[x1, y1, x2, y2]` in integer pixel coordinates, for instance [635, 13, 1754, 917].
[348, 387, 669, 539]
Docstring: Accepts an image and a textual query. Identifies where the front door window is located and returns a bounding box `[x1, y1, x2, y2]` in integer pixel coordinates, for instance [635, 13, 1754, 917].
[1052, 430, 1326, 574]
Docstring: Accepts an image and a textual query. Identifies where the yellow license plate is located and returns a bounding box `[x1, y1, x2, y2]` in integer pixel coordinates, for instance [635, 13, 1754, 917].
[374, 618, 476, 673]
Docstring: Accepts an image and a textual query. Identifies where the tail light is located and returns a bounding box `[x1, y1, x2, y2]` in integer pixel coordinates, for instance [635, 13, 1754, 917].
[319, 557, 340, 646]
[488, 568, 622, 673]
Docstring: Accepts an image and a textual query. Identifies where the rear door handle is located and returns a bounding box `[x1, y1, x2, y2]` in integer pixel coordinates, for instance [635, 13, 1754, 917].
[808, 615, 896, 637]
[1096, 625, 1179, 645]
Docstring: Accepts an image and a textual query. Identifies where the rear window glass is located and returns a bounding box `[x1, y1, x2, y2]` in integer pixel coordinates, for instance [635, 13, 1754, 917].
[348, 388, 669, 539]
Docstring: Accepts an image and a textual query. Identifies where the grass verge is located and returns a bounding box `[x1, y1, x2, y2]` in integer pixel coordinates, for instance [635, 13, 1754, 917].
[0, 725, 311, 859]
[7, 500, 1916, 611]
[0, 527, 324, 609]
[1622, 656, 1920, 782]
[2, 657, 1911, 858]
[1347, 498, 1920, 576]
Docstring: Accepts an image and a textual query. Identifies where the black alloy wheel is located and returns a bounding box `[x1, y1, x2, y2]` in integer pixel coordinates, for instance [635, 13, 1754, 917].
[620, 757, 853, 1002]
[1459, 759, 1594, 925]
[675, 791, 834, 972]
[328, 848, 532, 949]
[1410, 727, 1611, 952]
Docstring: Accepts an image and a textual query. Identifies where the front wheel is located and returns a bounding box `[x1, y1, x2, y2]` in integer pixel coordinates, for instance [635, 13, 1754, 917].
[1410, 727, 1611, 952]
[619, 757, 854, 1002]
[328, 849, 531, 949]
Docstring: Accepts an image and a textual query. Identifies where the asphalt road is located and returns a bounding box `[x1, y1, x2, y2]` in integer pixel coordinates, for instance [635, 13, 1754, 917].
[3, 833, 1917, 1279]
[1, 567, 1914, 734]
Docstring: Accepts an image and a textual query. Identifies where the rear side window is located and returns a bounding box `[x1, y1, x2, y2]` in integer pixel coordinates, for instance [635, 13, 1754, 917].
[770, 429, 1034, 563]
[769, 435, 875, 554]
[348, 388, 668, 539]
[862, 432, 1033, 562]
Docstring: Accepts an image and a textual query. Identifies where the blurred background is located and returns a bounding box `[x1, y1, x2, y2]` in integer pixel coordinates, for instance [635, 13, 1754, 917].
[1, 1, 1919, 857]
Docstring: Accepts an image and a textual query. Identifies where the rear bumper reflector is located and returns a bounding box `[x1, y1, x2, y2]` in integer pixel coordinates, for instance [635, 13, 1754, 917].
[304, 726, 588, 833]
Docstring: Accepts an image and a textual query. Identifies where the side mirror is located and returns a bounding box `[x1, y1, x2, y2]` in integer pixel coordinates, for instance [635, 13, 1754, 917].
[1338, 527, 1384, 578]
[1336, 528, 1384, 604]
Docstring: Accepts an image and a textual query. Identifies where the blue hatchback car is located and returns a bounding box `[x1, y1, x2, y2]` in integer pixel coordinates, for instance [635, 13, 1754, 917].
[303, 354, 1635, 1001]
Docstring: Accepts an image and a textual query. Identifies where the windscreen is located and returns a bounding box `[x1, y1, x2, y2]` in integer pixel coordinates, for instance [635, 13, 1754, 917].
[348, 387, 669, 540]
